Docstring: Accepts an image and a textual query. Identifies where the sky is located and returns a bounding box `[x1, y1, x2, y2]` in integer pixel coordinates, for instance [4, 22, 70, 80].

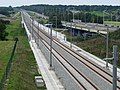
[0, 0, 120, 7]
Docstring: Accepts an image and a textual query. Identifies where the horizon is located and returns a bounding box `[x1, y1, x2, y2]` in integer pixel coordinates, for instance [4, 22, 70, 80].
[0, 4, 120, 8]
[0, 0, 120, 7]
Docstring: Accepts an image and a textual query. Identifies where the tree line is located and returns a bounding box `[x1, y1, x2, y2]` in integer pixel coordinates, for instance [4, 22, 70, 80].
[0, 19, 10, 40]
[0, 6, 14, 16]
[18, 5, 120, 28]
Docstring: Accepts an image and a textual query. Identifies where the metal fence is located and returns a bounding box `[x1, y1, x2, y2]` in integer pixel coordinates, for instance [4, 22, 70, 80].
[0, 38, 18, 90]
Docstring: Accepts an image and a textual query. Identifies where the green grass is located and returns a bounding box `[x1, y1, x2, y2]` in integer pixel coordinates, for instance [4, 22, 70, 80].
[76, 30, 120, 67]
[104, 21, 120, 26]
[5, 19, 24, 40]
[90, 11, 104, 17]
[38, 18, 48, 24]
[0, 41, 14, 80]
[2, 15, 46, 90]
[6, 36, 39, 90]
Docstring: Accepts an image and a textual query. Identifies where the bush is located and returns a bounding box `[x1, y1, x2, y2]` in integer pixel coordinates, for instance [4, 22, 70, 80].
[0, 19, 10, 24]
[0, 22, 8, 40]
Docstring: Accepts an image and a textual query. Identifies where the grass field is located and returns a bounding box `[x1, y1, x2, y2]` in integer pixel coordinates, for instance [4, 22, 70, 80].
[104, 21, 120, 26]
[90, 11, 104, 17]
[0, 41, 14, 80]
[0, 14, 46, 90]
[5, 19, 23, 40]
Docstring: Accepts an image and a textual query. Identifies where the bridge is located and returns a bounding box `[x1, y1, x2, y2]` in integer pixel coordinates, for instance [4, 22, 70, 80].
[21, 11, 120, 90]
[62, 21, 119, 35]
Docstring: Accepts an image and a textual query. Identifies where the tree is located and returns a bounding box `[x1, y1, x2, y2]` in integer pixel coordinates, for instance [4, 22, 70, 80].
[19, 5, 120, 23]
[0, 22, 8, 40]
[0, 6, 14, 17]
[49, 15, 62, 28]
[0, 19, 10, 24]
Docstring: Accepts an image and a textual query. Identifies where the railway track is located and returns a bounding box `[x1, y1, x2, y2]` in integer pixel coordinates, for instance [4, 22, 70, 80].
[34, 25, 100, 90]
[22, 11, 120, 90]
[22, 12, 99, 90]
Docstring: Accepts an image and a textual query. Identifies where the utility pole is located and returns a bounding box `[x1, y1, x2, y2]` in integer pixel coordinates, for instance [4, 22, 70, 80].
[38, 21, 39, 31]
[67, 10, 72, 48]
[103, 10, 110, 69]
[55, 16, 57, 37]
[115, 11, 118, 27]
[111, 13, 113, 21]
[106, 25, 109, 68]
[31, 17, 32, 34]
[73, 7, 75, 23]
[50, 23, 53, 68]
[67, 9, 70, 22]
[103, 11, 104, 24]
[72, 7, 75, 45]
[31, 17, 33, 40]
[103, 10, 106, 25]
[84, 12, 86, 24]
[70, 20, 73, 48]
[113, 45, 118, 90]
[36, 21, 39, 45]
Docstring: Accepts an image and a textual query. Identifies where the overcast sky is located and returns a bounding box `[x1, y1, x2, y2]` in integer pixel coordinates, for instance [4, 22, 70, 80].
[0, 0, 120, 7]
